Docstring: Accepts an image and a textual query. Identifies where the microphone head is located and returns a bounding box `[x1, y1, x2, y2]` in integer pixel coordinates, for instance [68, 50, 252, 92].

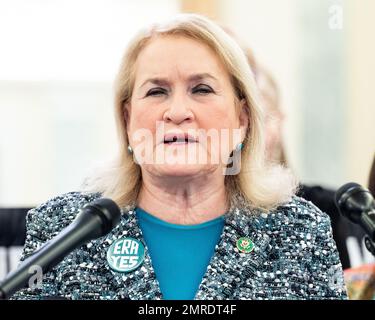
[83, 198, 122, 237]
[335, 182, 375, 224]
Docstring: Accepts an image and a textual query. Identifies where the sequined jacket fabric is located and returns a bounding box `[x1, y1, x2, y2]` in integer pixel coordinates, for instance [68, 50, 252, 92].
[12, 191, 347, 300]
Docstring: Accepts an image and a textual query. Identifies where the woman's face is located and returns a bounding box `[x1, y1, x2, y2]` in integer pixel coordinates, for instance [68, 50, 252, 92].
[126, 35, 248, 178]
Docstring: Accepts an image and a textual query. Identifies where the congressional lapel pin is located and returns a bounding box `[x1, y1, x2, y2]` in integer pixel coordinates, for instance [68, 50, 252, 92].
[236, 237, 254, 253]
[107, 237, 145, 272]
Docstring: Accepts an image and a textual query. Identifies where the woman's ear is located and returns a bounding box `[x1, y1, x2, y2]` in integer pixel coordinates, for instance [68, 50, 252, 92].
[238, 99, 249, 140]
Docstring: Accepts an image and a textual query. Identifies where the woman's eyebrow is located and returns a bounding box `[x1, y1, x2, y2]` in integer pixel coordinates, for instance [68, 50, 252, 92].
[140, 78, 169, 88]
[188, 73, 218, 83]
[139, 73, 219, 89]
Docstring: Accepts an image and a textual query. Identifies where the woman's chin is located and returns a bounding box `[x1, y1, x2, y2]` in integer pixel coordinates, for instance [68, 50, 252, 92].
[146, 164, 211, 177]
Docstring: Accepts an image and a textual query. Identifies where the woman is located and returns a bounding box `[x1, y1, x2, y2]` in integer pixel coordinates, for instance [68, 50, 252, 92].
[13, 14, 347, 300]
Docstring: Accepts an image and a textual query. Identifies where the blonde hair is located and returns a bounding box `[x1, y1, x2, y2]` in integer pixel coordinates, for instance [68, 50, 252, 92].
[82, 13, 297, 211]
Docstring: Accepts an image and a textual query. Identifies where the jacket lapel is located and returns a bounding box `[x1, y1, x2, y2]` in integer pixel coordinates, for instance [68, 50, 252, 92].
[195, 207, 272, 299]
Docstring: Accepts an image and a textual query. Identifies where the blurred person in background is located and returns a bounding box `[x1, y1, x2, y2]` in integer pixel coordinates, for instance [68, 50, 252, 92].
[242, 43, 370, 270]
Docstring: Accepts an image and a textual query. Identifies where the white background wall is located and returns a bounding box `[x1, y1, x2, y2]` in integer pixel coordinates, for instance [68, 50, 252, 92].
[345, 0, 375, 187]
[0, 0, 179, 206]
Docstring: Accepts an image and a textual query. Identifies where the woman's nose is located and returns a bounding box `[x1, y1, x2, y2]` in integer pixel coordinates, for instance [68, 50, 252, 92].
[162, 95, 194, 124]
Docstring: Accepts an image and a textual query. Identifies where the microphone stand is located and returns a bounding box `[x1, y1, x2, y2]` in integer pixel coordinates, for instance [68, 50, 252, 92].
[334, 183, 375, 299]
[0, 198, 121, 299]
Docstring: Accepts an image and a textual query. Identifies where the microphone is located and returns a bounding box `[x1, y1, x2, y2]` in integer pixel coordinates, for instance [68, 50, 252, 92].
[335, 182, 375, 241]
[0, 198, 121, 300]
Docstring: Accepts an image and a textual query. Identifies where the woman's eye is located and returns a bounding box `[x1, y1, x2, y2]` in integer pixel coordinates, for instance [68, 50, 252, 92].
[145, 88, 167, 97]
[192, 84, 214, 95]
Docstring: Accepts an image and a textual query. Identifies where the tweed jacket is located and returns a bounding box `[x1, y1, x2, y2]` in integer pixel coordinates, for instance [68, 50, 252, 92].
[12, 191, 347, 300]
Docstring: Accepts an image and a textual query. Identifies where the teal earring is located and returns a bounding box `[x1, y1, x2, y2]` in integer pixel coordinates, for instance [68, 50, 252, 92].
[236, 143, 243, 152]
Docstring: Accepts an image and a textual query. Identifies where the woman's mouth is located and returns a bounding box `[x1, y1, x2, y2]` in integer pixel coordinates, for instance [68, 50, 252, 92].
[163, 133, 198, 145]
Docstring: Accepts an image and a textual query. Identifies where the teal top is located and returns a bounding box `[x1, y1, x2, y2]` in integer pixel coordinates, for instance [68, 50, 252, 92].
[135, 207, 225, 300]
